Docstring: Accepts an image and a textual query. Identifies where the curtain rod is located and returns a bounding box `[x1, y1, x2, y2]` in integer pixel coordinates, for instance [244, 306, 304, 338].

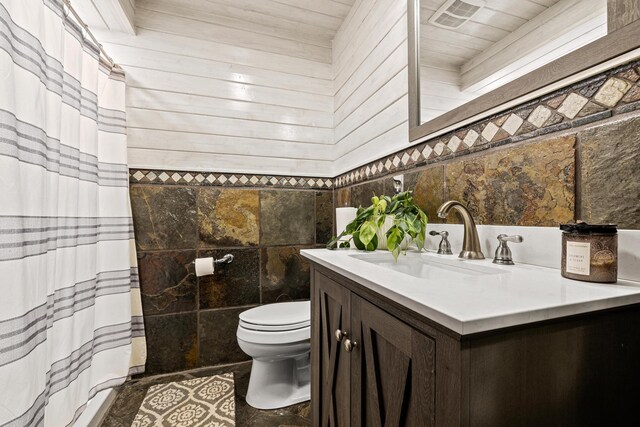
[62, 0, 117, 68]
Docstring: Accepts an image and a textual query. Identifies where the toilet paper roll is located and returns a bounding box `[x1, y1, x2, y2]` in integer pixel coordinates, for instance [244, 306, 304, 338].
[195, 257, 215, 277]
[336, 207, 357, 242]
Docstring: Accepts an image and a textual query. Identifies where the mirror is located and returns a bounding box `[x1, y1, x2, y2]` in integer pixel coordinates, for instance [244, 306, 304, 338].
[408, 0, 640, 140]
[420, 0, 607, 123]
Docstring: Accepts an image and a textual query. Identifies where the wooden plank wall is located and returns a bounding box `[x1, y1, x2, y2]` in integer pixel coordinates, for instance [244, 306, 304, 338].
[332, 0, 410, 175]
[95, 0, 344, 175]
[94, 0, 411, 176]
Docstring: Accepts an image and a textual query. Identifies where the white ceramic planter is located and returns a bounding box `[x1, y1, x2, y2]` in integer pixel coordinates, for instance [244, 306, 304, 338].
[376, 216, 410, 251]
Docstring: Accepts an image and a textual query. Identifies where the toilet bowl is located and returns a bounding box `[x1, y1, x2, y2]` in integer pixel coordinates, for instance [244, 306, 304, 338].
[237, 301, 311, 410]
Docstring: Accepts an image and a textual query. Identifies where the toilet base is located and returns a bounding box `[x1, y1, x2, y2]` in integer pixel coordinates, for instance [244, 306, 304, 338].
[245, 353, 310, 410]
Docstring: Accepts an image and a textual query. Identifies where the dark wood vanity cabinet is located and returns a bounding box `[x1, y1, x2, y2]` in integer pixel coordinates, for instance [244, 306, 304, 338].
[310, 263, 640, 427]
[313, 270, 351, 427]
[350, 295, 436, 427]
[312, 267, 449, 427]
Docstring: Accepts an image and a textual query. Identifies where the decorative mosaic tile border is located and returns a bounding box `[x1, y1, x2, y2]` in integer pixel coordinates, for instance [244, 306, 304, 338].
[334, 59, 640, 188]
[129, 169, 333, 189]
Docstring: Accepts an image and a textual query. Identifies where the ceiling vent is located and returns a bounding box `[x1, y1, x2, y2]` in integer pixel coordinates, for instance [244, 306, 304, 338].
[428, 0, 485, 29]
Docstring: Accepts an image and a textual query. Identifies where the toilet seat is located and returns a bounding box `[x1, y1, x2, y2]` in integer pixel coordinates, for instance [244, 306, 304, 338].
[237, 301, 310, 345]
[239, 301, 309, 327]
[239, 319, 310, 332]
[237, 325, 310, 345]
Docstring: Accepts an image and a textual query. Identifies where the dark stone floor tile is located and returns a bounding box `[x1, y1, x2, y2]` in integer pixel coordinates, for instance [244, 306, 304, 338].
[99, 415, 130, 427]
[101, 361, 311, 427]
[99, 385, 147, 426]
[260, 246, 311, 304]
[315, 191, 333, 244]
[138, 250, 197, 316]
[186, 361, 252, 380]
[198, 188, 260, 247]
[243, 408, 311, 427]
[130, 185, 198, 250]
[143, 312, 198, 376]
[260, 191, 315, 245]
[199, 307, 252, 366]
[130, 372, 193, 386]
[198, 248, 260, 310]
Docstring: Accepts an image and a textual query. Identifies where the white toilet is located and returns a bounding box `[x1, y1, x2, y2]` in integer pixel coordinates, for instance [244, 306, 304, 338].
[236, 301, 311, 409]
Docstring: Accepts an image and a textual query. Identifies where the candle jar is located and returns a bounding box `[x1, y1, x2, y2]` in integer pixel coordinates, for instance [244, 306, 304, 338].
[560, 223, 618, 283]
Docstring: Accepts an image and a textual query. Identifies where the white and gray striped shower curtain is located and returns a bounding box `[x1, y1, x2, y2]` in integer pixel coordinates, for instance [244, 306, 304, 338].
[0, 0, 146, 425]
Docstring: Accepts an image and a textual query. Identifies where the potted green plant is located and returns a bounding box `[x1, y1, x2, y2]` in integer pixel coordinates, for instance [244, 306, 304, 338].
[327, 191, 428, 260]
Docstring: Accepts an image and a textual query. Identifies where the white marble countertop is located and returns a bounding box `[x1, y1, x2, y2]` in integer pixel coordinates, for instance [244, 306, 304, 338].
[301, 248, 640, 335]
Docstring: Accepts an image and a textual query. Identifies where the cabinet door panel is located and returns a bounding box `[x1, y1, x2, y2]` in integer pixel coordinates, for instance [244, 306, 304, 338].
[351, 295, 435, 427]
[312, 271, 351, 427]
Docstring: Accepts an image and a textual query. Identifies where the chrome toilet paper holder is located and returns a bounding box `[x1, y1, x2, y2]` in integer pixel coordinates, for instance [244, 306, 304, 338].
[192, 254, 234, 265]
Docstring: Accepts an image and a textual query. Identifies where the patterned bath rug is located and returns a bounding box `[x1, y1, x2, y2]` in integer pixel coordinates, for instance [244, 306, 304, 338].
[132, 372, 235, 426]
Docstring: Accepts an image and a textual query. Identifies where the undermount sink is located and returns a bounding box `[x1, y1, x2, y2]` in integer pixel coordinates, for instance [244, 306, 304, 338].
[349, 251, 508, 280]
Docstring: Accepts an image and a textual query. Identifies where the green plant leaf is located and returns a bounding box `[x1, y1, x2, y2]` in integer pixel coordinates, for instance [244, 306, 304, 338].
[386, 226, 405, 255]
[344, 220, 359, 234]
[394, 191, 411, 202]
[353, 230, 377, 251]
[366, 234, 378, 251]
[352, 230, 364, 250]
[358, 220, 377, 246]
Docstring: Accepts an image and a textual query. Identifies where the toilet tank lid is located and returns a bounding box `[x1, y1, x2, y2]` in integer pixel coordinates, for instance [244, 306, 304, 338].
[239, 301, 310, 326]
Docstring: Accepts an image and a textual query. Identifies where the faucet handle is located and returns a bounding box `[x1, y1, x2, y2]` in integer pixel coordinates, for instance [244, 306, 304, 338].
[493, 234, 523, 265]
[497, 234, 523, 243]
[429, 230, 453, 255]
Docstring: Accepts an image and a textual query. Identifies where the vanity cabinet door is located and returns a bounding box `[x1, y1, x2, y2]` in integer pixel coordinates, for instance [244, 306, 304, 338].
[312, 271, 352, 427]
[350, 295, 436, 427]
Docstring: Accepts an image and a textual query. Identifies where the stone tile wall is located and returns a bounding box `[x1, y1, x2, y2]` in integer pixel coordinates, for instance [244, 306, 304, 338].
[335, 59, 640, 230]
[338, 115, 640, 230]
[130, 185, 333, 375]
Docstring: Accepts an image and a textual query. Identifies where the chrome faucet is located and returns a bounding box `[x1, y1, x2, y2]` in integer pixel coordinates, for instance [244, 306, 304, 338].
[436, 201, 485, 260]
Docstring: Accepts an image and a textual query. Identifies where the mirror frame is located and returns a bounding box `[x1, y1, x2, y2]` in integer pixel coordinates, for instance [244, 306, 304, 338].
[408, 0, 640, 142]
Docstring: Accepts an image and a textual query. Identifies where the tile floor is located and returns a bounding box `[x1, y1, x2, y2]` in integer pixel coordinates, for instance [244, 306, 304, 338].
[100, 361, 310, 426]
